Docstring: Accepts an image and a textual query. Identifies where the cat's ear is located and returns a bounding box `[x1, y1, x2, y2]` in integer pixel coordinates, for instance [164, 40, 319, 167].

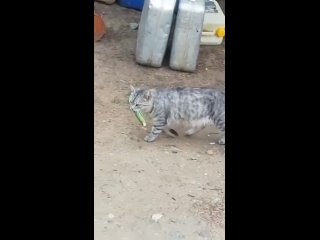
[130, 85, 135, 93]
[143, 90, 153, 101]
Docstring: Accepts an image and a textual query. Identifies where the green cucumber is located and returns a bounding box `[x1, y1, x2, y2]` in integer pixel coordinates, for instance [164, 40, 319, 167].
[134, 110, 146, 127]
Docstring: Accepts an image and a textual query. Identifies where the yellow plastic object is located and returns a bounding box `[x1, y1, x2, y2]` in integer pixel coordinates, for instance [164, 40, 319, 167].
[215, 28, 225, 38]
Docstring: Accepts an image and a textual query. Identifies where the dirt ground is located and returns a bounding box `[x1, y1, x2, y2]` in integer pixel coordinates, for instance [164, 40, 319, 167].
[94, 2, 225, 240]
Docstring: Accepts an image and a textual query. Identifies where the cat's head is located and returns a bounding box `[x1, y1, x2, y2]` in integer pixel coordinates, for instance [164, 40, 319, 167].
[129, 85, 154, 112]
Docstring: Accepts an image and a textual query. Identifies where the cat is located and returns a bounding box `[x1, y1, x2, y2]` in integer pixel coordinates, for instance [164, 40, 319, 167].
[129, 86, 225, 144]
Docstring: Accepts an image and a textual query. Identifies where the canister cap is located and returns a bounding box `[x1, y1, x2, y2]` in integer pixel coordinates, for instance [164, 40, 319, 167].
[216, 28, 225, 38]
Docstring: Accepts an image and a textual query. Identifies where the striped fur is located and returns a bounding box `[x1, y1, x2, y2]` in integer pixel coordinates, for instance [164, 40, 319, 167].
[129, 86, 225, 144]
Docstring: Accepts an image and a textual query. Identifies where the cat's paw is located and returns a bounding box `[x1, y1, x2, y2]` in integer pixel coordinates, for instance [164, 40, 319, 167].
[185, 127, 204, 136]
[218, 137, 225, 145]
[184, 129, 195, 136]
[144, 134, 156, 142]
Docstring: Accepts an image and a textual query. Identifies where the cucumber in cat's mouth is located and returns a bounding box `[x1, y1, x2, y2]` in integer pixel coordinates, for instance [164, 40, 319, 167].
[134, 110, 146, 127]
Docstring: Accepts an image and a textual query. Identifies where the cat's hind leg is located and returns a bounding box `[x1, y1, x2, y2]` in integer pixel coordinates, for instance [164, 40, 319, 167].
[215, 116, 225, 145]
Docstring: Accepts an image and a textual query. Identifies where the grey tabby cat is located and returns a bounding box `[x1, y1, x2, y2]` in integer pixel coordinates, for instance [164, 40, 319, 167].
[129, 86, 225, 144]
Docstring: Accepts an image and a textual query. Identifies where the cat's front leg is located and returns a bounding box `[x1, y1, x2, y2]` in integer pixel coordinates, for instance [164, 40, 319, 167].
[144, 126, 164, 142]
[144, 119, 166, 142]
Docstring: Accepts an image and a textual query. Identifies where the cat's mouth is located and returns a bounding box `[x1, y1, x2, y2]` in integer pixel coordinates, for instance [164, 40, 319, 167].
[130, 104, 149, 111]
[130, 105, 139, 111]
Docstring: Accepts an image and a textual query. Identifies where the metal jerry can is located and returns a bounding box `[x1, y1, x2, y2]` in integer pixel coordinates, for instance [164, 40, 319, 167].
[170, 0, 205, 72]
[136, 0, 177, 67]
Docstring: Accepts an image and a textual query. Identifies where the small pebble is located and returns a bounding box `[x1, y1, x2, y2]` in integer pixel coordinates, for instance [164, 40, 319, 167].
[151, 213, 163, 222]
[190, 157, 197, 160]
[210, 142, 215, 145]
[129, 22, 139, 30]
[207, 150, 214, 155]
[108, 213, 114, 219]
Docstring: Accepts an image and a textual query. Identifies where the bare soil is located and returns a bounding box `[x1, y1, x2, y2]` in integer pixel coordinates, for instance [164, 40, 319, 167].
[94, 2, 225, 240]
